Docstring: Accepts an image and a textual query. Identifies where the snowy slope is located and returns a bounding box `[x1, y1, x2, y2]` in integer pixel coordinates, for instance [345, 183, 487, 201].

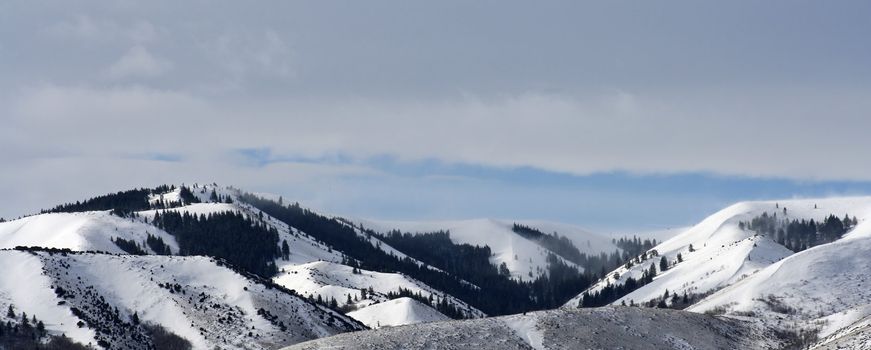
[347, 297, 450, 329]
[357, 218, 618, 279]
[0, 249, 362, 350]
[688, 216, 871, 341]
[285, 306, 784, 350]
[606, 226, 689, 243]
[140, 186, 483, 327]
[0, 211, 179, 254]
[1, 184, 476, 330]
[274, 261, 484, 319]
[0, 251, 96, 344]
[565, 197, 871, 308]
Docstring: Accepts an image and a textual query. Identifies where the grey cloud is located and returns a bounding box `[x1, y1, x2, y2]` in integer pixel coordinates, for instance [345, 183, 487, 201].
[5, 84, 871, 180]
[104, 45, 172, 79]
[2, 0, 871, 223]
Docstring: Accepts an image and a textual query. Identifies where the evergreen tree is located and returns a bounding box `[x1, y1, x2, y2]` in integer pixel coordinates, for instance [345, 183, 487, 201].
[499, 262, 510, 276]
[659, 256, 669, 272]
[6, 305, 13, 319]
[281, 240, 290, 260]
[209, 190, 219, 202]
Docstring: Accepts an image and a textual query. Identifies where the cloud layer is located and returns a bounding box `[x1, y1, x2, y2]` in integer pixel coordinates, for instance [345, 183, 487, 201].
[1, 1, 870, 227]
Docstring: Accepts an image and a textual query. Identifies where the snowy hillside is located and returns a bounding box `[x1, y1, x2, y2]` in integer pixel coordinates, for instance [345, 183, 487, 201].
[565, 197, 871, 308]
[274, 261, 484, 319]
[285, 306, 784, 350]
[347, 297, 450, 329]
[0, 249, 362, 349]
[1, 184, 480, 332]
[0, 211, 179, 254]
[357, 218, 618, 279]
[689, 216, 871, 343]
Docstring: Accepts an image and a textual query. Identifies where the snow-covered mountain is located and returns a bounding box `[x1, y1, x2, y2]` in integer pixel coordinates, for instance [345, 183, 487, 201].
[1, 183, 616, 348]
[347, 297, 450, 329]
[11, 183, 871, 349]
[273, 260, 484, 319]
[0, 211, 179, 254]
[688, 213, 871, 346]
[0, 249, 361, 349]
[561, 196, 871, 348]
[357, 218, 619, 279]
[566, 197, 871, 308]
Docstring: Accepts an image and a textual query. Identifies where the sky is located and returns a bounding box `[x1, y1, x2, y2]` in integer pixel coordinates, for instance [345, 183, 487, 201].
[1, 1, 870, 232]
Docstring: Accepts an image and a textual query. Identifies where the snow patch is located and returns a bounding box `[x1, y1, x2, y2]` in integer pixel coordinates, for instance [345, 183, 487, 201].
[501, 314, 544, 350]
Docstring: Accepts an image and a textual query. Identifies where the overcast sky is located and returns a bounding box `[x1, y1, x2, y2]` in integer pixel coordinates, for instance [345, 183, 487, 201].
[2, 1, 870, 232]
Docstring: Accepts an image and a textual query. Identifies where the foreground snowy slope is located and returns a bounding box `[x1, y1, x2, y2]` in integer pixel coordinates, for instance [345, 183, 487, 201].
[565, 197, 871, 308]
[689, 217, 871, 343]
[357, 218, 618, 279]
[284, 306, 784, 350]
[0, 249, 362, 349]
[347, 297, 450, 329]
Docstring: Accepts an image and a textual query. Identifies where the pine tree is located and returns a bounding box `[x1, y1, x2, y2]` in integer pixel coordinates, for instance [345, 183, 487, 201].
[131, 312, 140, 325]
[659, 256, 669, 271]
[499, 262, 510, 276]
[6, 305, 14, 318]
[281, 240, 290, 260]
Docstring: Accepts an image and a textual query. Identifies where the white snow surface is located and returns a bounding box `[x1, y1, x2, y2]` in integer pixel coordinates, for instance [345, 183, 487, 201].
[347, 297, 450, 329]
[273, 260, 484, 319]
[142, 186, 482, 327]
[565, 197, 871, 308]
[689, 216, 871, 339]
[501, 313, 544, 350]
[0, 251, 96, 345]
[147, 187, 181, 205]
[1, 184, 475, 331]
[0, 211, 179, 254]
[0, 250, 361, 349]
[356, 218, 618, 279]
